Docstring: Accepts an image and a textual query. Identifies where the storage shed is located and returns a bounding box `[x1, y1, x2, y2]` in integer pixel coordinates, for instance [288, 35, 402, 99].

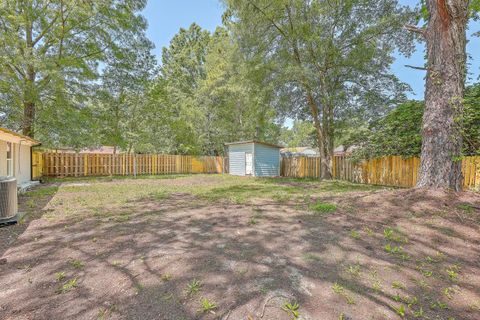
[226, 140, 282, 177]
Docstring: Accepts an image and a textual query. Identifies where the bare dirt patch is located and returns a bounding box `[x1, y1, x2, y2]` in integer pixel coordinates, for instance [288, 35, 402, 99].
[0, 175, 479, 320]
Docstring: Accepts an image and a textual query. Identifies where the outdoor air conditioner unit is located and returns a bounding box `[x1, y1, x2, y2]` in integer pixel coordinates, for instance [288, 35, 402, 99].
[0, 177, 18, 223]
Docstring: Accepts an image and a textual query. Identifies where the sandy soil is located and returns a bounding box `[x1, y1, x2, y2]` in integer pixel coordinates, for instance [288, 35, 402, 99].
[0, 176, 479, 320]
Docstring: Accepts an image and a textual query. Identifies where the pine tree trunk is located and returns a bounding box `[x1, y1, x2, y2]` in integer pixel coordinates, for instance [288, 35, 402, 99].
[416, 0, 468, 191]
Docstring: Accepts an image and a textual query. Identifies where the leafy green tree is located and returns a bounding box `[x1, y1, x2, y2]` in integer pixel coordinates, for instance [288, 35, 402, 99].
[280, 121, 316, 148]
[196, 27, 280, 154]
[351, 86, 480, 160]
[152, 24, 280, 155]
[0, 0, 150, 140]
[225, 0, 414, 179]
[96, 33, 156, 153]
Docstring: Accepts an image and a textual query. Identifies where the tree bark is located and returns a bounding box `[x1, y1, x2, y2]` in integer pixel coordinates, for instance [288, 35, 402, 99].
[22, 10, 36, 138]
[416, 0, 468, 191]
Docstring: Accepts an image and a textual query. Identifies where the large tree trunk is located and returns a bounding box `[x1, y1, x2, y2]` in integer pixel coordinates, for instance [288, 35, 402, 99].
[306, 90, 333, 180]
[22, 16, 36, 138]
[22, 65, 36, 138]
[416, 0, 468, 191]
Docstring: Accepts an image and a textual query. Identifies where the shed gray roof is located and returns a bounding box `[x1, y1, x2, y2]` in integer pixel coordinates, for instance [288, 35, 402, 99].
[225, 140, 283, 149]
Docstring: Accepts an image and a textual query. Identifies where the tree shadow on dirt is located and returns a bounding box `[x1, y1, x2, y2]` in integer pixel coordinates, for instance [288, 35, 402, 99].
[0, 185, 479, 319]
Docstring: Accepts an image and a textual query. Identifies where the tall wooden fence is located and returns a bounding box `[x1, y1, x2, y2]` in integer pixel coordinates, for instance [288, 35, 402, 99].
[41, 153, 225, 177]
[32, 151, 43, 180]
[281, 155, 480, 190]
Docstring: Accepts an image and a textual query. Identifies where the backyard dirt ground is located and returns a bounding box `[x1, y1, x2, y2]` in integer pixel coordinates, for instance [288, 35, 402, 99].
[0, 175, 479, 320]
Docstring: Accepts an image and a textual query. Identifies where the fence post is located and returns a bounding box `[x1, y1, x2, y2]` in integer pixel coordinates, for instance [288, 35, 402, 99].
[134, 154, 137, 177]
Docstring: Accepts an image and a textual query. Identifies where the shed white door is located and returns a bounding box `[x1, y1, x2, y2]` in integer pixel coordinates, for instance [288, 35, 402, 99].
[245, 152, 253, 175]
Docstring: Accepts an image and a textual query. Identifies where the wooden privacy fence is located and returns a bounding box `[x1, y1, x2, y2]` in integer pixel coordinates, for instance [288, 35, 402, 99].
[281, 155, 480, 190]
[41, 153, 224, 177]
[32, 151, 43, 180]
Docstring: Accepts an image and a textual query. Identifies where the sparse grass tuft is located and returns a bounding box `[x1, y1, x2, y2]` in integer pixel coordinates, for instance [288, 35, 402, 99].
[56, 278, 78, 294]
[161, 273, 172, 281]
[55, 272, 66, 281]
[69, 259, 85, 269]
[392, 281, 406, 290]
[349, 230, 361, 239]
[282, 301, 300, 319]
[309, 201, 337, 214]
[332, 282, 355, 305]
[186, 279, 202, 295]
[199, 297, 217, 313]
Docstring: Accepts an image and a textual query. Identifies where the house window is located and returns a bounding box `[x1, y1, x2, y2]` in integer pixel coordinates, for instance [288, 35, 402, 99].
[6, 142, 13, 177]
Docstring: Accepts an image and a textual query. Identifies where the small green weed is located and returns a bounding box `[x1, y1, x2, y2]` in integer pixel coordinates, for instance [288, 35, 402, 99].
[413, 306, 424, 318]
[364, 227, 374, 236]
[56, 278, 78, 294]
[199, 297, 217, 313]
[346, 264, 361, 277]
[446, 265, 460, 281]
[186, 279, 202, 295]
[392, 281, 405, 290]
[55, 272, 66, 281]
[161, 273, 172, 281]
[282, 301, 300, 319]
[444, 287, 456, 300]
[391, 304, 406, 317]
[384, 227, 408, 243]
[332, 282, 355, 305]
[69, 259, 85, 269]
[349, 230, 361, 239]
[430, 300, 449, 310]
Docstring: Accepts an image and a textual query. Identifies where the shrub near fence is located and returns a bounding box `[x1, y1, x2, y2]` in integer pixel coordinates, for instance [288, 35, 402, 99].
[282, 155, 480, 190]
[41, 153, 225, 177]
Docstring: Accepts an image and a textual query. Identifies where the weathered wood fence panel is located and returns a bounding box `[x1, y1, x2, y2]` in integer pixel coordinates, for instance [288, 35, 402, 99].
[42, 153, 225, 177]
[32, 151, 43, 180]
[281, 155, 480, 190]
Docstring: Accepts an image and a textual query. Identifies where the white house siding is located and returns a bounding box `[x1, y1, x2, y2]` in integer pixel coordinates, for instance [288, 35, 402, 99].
[0, 140, 7, 177]
[15, 143, 32, 185]
[0, 140, 32, 185]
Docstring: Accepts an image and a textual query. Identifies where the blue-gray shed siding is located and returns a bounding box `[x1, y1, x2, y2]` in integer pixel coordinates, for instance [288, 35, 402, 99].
[228, 144, 253, 176]
[254, 144, 280, 177]
[227, 142, 280, 177]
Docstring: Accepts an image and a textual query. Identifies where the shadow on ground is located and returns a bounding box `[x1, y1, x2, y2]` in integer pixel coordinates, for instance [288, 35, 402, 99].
[0, 176, 479, 320]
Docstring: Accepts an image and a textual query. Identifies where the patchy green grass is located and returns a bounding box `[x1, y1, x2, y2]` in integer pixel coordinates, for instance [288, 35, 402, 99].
[309, 201, 337, 214]
[33, 175, 382, 221]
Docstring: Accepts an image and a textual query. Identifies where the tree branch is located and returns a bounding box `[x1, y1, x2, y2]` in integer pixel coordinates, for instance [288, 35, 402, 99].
[405, 64, 428, 71]
[404, 24, 426, 37]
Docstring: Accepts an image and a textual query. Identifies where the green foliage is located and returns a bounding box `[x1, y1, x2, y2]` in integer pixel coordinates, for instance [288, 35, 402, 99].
[186, 279, 202, 295]
[350, 101, 424, 159]
[309, 201, 337, 214]
[56, 278, 78, 294]
[352, 85, 480, 160]
[199, 297, 217, 313]
[282, 301, 300, 319]
[69, 259, 85, 269]
[280, 121, 316, 148]
[0, 0, 152, 146]
[332, 282, 356, 305]
[225, 0, 415, 172]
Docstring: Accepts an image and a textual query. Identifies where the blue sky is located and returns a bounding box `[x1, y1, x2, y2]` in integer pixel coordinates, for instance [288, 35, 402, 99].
[142, 0, 479, 100]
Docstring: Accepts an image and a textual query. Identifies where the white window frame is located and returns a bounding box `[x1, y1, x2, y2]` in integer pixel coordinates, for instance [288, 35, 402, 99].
[6, 142, 13, 177]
